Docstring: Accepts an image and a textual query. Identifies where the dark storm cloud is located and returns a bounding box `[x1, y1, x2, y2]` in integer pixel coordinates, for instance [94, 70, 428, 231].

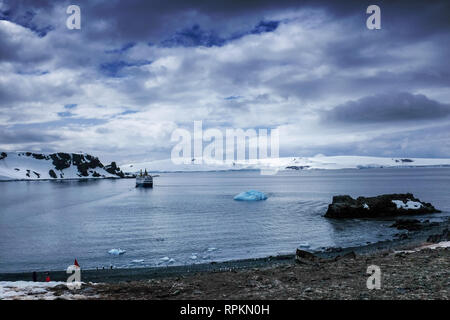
[0, 127, 61, 143]
[2, 0, 448, 43]
[0, 0, 294, 42]
[325, 92, 450, 123]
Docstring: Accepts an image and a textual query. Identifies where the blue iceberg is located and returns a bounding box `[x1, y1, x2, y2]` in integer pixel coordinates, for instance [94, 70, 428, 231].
[233, 190, 268, 201]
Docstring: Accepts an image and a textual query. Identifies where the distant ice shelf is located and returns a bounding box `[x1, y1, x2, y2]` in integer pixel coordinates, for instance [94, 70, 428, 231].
[121, 155, 450, 173]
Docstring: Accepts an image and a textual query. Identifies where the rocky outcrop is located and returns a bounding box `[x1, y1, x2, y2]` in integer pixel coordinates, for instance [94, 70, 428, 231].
[295, 249, 319, 264]
[0, 151, 126, 180]
[49, 169, 57, 179]
[286, 165, 310, 170]
[427, 229, 450, 243]
[325, 193, 440, 218]
[104, 161, 125, 178]
[390, 219, 439, 231]
[390, 219, 423, 231]
[295, 249, 357, 265]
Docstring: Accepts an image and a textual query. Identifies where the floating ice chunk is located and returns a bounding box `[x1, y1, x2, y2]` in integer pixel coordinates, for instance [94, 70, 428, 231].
[190, 254, 198, 260]
[207, 247, 217, 252]
[108, 248, 126, 255]
[233, 190, 267, 201]
[132, 259, 144, 263]
[168, 258, 175, 264]
[363, 203, 370, 209]
[298, 242, 310, 249]
[392, 200, 423, 210]
[160, 257, 170, 261]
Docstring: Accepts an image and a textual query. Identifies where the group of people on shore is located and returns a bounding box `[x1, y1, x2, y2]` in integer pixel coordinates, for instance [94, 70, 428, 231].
[32, 271, 51, 282]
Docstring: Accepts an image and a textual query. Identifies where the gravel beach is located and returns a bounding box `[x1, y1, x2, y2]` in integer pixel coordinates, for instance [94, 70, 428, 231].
[48, 245, 449, 300]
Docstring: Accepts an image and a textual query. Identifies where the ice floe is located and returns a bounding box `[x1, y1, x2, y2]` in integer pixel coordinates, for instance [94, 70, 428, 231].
[131, 259, 144, 263]
[108, 248, 126, 255]
[234, 190, 268, 201]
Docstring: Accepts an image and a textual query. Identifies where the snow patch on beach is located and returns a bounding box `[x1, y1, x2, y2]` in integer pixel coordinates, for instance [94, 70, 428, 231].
[0, 281, 91, 300]
[418, 241, 450, 250]
[395, 241, 450, 254]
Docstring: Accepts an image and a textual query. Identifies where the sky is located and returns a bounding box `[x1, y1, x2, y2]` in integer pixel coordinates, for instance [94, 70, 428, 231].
[0, 0, 449, 163]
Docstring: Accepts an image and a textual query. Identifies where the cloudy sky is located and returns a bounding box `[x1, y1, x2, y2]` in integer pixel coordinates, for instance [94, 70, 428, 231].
[1, 0, 449, 163]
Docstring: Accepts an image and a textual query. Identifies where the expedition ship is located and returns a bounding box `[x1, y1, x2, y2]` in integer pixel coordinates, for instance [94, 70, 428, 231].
[136, 169, 153, 188]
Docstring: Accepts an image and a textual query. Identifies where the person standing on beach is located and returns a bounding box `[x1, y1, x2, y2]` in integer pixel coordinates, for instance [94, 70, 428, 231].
[45, 272, 51, 282]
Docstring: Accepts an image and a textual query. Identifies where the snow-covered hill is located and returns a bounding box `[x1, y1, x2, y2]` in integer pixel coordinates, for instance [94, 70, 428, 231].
[0, 152, 125, 181]
[121, 155, 450, 173]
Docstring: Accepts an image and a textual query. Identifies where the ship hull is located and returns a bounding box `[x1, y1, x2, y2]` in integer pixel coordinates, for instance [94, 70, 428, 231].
[136, 182, 153, 188]
[136, 176, 153, 188]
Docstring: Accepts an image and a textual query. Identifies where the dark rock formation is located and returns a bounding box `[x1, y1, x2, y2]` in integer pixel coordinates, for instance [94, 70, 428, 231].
[334, 251, 357, 261]
[395, 158, 414, 163]
[49, 169, 57, 179]
[2, 152, 125, 179]
[73, 154, 104, 177]
[295, 249, 319, 265]
[286, 165, 310, 170]
[50, 153, 72, 171]
[390, 219, 439, 231]
[32, 153, 47, 160]
[325, 193, 440, 218]
[390, 219, 422, 231]
[104, 162, 125, 178]
[295, 249, 357, 265]
[427, 229, 450, 243]
[92, 171, 101, 177]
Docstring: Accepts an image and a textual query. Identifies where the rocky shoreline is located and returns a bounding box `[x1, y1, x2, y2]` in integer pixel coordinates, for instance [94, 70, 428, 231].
[53, 246, 448, 300]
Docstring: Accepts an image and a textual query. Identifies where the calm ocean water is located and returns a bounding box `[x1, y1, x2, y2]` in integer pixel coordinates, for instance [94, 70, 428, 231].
[1, 168, 449, 273]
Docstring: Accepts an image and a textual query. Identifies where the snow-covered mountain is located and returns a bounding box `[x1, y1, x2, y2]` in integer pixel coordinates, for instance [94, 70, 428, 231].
[121, 155, 450, 173]
[0, 152, 125, 181]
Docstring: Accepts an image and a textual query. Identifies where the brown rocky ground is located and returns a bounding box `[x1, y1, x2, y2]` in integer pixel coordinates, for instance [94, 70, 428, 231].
[52, 247, 449, 300]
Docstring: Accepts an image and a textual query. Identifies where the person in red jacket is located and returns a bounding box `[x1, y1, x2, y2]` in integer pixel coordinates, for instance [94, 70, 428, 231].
[45, 272, 50, 282]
